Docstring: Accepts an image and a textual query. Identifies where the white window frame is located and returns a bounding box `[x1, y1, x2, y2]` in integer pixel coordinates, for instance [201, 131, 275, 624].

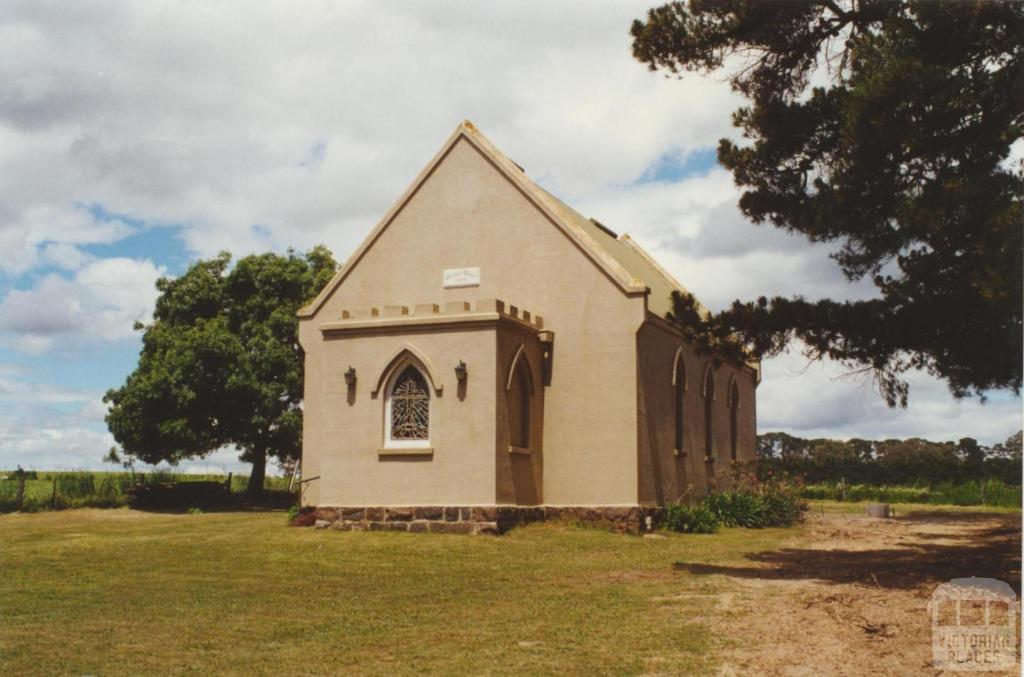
[383, 363, 431, 449]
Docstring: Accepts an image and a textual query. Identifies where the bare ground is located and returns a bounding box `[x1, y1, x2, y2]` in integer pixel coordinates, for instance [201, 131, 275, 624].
[669, 508, 1022, 676]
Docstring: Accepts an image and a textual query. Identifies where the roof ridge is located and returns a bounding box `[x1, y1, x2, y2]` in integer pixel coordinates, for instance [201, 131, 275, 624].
[617, 234, 709, 319]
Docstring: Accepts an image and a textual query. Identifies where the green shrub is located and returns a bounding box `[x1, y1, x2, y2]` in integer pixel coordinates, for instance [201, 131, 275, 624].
[701, 488, 806, 529]
[704, 491, 767, 528]
[663, 504, 719, 533]
[286, 504, 301, 523]
[760, 489, 806, 527]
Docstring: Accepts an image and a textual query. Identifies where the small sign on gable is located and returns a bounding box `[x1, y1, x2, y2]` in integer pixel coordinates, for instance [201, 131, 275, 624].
[443, 267, 481, 288]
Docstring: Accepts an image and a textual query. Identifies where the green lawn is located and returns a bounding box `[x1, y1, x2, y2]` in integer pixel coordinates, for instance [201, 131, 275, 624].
[0, 509, 800, 676]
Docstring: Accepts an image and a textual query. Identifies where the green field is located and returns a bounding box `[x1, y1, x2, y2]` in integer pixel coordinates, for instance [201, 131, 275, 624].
[5, 471, 1020, 514]
[799, 479, 1022, 508]
[1, 508, 800, 676]
[0, 471, 292, 512]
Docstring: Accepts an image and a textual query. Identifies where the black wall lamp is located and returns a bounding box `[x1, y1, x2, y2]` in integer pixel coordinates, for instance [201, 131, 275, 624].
[344, 366, 357, 387]
[454, 360, 467, 383]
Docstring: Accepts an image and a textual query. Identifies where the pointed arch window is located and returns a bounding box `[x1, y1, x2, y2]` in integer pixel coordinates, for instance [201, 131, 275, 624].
[673, 351, 686, 454]
[729, 379, 740, 461]
[384, 364, 431, 448]
[703, 365, 716, 460]
[508, 358, 532, 449]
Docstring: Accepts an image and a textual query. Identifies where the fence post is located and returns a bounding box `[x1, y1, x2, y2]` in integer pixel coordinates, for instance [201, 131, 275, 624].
[15, 475, 25, 511]
[51, 478, 58, 510]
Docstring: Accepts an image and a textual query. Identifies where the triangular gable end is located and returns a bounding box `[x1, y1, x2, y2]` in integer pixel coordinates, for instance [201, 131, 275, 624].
[298, 120, 648, 319]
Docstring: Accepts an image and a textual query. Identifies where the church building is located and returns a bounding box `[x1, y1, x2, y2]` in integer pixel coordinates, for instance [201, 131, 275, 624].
[297, 121, 759, 533]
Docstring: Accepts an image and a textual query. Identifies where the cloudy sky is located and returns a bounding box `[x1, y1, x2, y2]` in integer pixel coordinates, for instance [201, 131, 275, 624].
[1, 1, 1019, 474]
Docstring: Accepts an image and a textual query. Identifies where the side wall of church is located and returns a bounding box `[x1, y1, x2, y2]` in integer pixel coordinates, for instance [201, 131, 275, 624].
[636, 319, 758, 505]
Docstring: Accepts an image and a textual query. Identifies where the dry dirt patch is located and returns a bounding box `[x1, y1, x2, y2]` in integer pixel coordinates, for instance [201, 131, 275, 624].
[672, 509, 1021, 676]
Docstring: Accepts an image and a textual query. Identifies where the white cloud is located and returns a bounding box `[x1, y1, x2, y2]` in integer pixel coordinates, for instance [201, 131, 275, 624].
[1003, 137, 1023, 171]
[0, 257, 164, 352]
[0, 203, 130, 275]
[0, 364, 111, 469]
[40, 241, 92, 271]
[0, 1, 744, 268]
[0, 364, 261, 473]
[758, 348, 1022, 445]
[0, 418, 115, 471]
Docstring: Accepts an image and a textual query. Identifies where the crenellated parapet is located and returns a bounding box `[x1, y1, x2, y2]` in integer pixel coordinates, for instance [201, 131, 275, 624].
[320, 299, 545, 337]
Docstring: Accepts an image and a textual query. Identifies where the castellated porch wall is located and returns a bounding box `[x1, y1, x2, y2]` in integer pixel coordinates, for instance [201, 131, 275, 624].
[300, 298, 545, 508]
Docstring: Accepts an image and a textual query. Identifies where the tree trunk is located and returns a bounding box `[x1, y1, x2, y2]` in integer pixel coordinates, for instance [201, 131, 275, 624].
[246, 447, 267, 497]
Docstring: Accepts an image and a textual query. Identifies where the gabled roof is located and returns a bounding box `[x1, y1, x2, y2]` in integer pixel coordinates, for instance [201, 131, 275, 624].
[529, 183, 708, 321]
[299, 120, 701, 319]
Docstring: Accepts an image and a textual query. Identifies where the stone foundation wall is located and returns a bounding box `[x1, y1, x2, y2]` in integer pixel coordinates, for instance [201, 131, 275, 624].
[292, 505, 665, 535]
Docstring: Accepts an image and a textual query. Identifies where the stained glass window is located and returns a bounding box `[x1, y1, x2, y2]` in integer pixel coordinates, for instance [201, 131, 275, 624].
[389, 365, 430, 441]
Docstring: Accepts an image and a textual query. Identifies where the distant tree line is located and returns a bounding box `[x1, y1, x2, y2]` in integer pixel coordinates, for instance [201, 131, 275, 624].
[757, 430, 1022, 486]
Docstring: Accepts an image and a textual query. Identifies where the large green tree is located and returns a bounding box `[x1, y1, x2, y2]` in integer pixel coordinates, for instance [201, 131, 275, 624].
[632, 0, 1023, 405]
[104, 247, 337, 495]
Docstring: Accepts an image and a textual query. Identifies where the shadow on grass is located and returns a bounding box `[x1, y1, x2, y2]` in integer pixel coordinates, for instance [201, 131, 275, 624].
[896, 508, 1022, 523]
[672, 513, 1021, 594]
[129, 489, 295, 514]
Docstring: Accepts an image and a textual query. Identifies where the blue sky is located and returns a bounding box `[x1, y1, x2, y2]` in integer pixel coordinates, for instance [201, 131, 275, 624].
[0, 1, 1018, 474]
[634, 149, 719, 185]
[0, 210, 189, 393]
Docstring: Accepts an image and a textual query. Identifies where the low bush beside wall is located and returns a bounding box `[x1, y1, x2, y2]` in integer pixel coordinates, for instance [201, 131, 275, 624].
[663, 488, 807, 534]
[663, 505, 720, 534]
